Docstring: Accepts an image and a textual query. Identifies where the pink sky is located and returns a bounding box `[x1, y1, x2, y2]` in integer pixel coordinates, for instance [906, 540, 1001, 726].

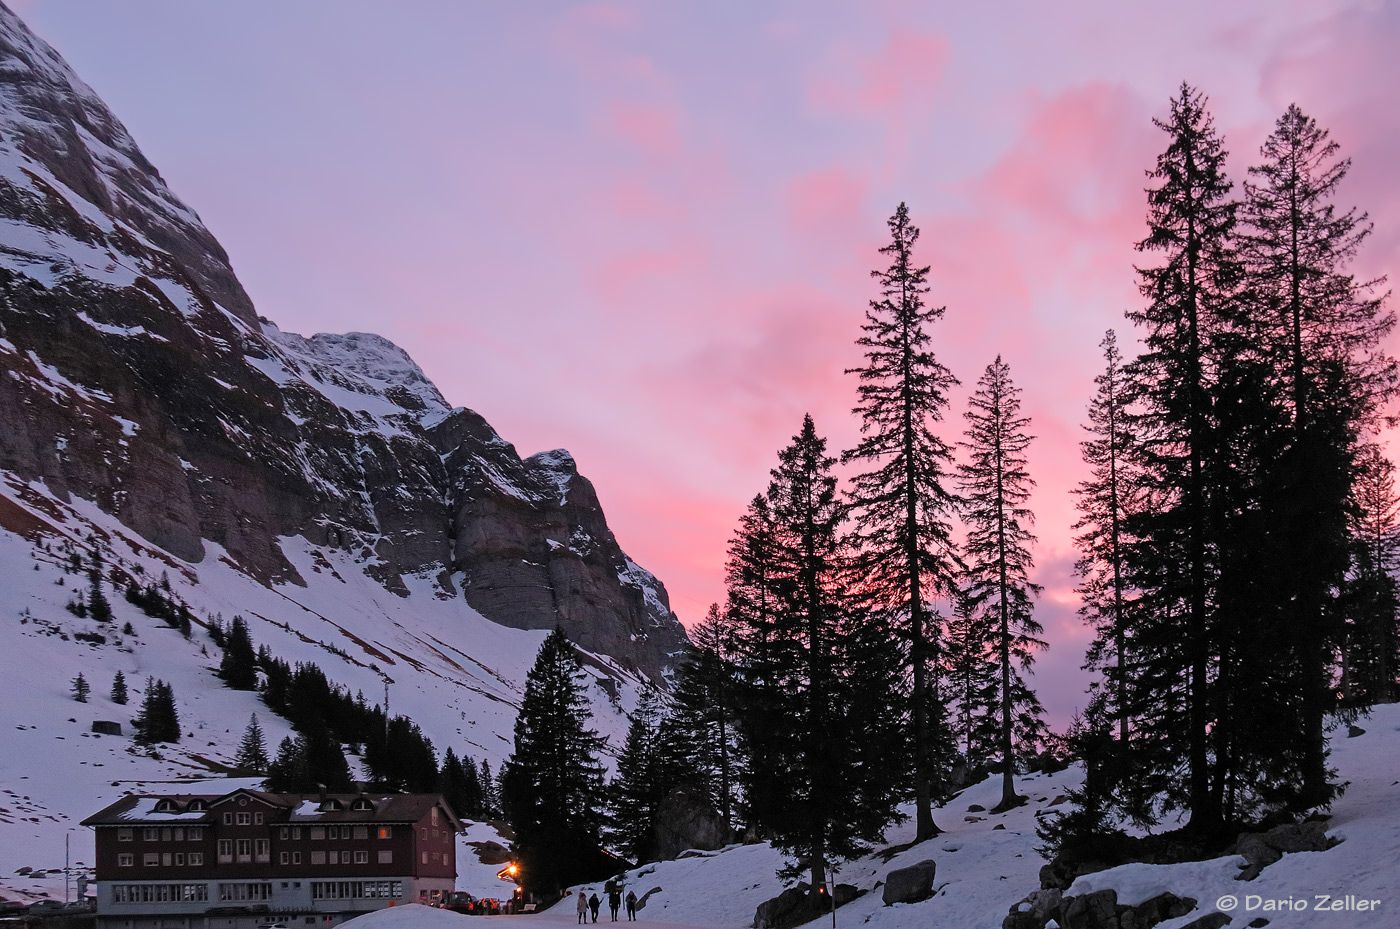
[20, 0, 1400, 725]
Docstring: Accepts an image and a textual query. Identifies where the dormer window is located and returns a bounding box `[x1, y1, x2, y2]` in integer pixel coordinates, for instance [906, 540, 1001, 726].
[187, 800, 208, 812]
[318, 798, 344, 812]
[154, 799, 181, 813]
[351, 798, 374, 812]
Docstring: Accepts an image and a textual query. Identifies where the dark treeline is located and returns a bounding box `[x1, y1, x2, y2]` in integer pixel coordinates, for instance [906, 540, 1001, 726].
[214, 614, 502, 820]
[504, 83, 1400, 896]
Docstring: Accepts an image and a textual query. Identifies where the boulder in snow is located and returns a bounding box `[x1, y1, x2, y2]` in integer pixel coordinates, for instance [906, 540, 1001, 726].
[882, 858, 937, 905]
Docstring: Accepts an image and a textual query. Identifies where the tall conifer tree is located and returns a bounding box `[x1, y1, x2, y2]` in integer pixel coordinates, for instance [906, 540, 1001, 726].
[1241, 104, 1397, 807]
[1074, 330, 1139, 744]
[958, 358, 1045, 811]
[502, 629, 607, 894]
[843, 203, 961, 839]
[1126, 84, 1239, 830]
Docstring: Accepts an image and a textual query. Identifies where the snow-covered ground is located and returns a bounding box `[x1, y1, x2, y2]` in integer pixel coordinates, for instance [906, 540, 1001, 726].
[553, 707, 1400, 929]
[0, 475, 646, 903]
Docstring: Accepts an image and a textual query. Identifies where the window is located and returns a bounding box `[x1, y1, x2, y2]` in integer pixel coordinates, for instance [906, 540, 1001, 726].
[327, 826, 339, 840]
[310, 827, 325, 841]
[173, 827, 184, 842]
[292, 826, 301, 840]
[280, 852, 289, 866]
[189, 853, 204, 866]
[352, 826, 368, 841]
[254, 812, 264, 825]
[311, 881, 403, 901]
[292, 852, 302, 865]
[236, 839, 252, 863]
[111, 884, 208, 904]
[218, 839, 232, 864]
[143, 827, 159, 841]
[310, 852, 326, 866]
[117, 828, 133, 842]
[155, 799, 178, 813]
[161, 853, 172, 867]
[143, 853, 159, 867]
[352, 798, 373, 811]
[187, 827, 203, 841]
[255, 839, 270, 863]
[354, 851, 368, 865]
[235, 812, 251, 826]
[421, 852, 428, 865]
[217, 883, 271, 902]
[431, 808, 439, 827]
[160, 828, 172, 842]
[377, 850, 392, 864]
[188, 800, 208, 812]
[117, 854, 134, 868]
[377, 826, 392, 840]
[328, 851, 339, 865]
[223, 813, 233, 825]
[280, 827, 290, 840]
[174, 853, 185, 866]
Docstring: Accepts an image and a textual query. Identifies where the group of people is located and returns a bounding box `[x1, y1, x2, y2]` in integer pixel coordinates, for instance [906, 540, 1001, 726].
[575, 887, 638, 923]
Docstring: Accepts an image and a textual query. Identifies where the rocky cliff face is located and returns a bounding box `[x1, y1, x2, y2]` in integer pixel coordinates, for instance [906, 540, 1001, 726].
[0, 2, 686, 678]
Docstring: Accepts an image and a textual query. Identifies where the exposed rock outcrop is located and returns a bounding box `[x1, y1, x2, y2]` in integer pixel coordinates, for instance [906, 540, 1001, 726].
[0, 3, 687, 679]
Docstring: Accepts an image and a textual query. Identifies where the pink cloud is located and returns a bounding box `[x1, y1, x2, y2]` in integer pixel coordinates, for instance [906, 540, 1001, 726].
[606, 99, 684, 158]
[806, 30, 948, 117]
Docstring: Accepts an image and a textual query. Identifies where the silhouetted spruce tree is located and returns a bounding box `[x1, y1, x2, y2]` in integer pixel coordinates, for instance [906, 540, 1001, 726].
[133, 678, 181, 744]
[608, 690, 668, 863]
[943, 592, 996, 770]
[842, 202, 962, 840]
[235, 714, 270, 774]
[87, 552, 111, 623]
[110, 670, 128, 705]
[763, 415, 903, 890]
[265, 736, 311, 792]
[1125, 84, 1239, 831]
[1343, 444, 1400, 705]
[724, 493, 789, 838]
[460, 755, 484, 818]
[366, 717, 438, 792]
[438, 749, 473, 821]
[219, 615, 258, 690]
[1073, 330, 1140, 745]
[72, 672, 90, 703]
[659, 603, 741, 828]
[478, 760, 498, 819]
[958, 357, 1046, 811]
[502, 629, 607, 894]
[1241, 103, 1398, 808]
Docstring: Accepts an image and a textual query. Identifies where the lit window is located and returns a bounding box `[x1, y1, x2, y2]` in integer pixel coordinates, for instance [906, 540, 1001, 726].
[377, 827, 392, 840]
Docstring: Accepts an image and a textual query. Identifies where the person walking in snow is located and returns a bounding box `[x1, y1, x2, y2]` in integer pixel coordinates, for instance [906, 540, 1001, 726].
[625, 890, 637, 921]
[577, 891, 588, 925]
[608, 888, 621, 921]
[589, 892, 601, 923]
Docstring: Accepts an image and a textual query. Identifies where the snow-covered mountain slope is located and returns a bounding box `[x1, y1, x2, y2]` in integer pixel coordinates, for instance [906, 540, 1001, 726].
[0, 474, 647, 902]
[0, 1, 687, 680]
[555, 705, 1400, 929]
[0, 0, 688, 902]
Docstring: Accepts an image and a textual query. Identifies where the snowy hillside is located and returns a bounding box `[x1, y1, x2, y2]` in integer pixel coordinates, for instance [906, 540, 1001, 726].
[550, 705, 1400, 929]
[0, 473, 649, 903]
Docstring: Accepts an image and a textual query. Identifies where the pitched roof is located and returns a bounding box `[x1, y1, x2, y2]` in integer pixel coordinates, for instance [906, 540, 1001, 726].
[82, 791, 461, 829]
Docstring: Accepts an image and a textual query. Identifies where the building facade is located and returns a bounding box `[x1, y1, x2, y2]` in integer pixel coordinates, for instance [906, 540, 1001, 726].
[82, 790, 460, 929]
